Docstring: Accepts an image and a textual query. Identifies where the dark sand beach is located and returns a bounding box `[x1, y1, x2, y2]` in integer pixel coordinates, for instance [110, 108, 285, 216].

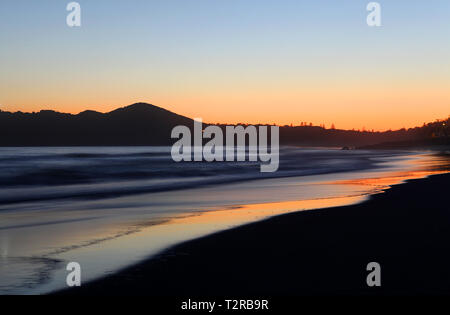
[59, 173, 450, 296]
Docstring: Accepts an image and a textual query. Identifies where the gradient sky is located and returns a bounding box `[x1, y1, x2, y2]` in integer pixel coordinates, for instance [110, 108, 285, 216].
[0, 0, 449, 131]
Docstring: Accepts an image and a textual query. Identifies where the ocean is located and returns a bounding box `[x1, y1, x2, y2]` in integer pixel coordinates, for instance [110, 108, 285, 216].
[0, 146, 447, 294]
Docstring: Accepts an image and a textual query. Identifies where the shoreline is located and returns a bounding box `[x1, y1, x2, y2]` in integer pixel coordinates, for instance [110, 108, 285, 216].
[3, 149, 441, 295]
[58, 172, 450, 295]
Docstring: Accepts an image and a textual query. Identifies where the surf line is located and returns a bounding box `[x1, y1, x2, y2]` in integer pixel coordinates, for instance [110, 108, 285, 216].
[171, 118, 279, 172]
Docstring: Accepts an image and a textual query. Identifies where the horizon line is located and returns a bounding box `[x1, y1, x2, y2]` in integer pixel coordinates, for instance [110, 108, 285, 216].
[1, 102, 449, 134]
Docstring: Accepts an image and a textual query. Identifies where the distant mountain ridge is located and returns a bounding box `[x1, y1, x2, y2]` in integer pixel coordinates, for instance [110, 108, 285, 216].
[0, 103, 448, 147]
[0, 103, 194, 146]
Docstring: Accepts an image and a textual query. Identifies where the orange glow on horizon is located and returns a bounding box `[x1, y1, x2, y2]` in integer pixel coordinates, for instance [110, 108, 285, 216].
[1, 92, 448, 132]
[1, 71, 449, 132]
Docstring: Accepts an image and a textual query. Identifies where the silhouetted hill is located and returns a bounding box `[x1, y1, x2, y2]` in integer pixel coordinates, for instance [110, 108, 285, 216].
[212, 117, 449, 148]
[0, 103, 448, 147]
[0, 103, 194, 146]
[278, 122, 449, 148]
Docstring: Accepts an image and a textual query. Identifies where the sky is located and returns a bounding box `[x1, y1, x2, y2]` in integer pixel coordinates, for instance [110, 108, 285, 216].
[0, 0, 449, 131]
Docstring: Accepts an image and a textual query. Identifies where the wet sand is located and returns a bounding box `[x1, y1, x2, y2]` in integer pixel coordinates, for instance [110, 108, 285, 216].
[59, 172, 450, 296]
